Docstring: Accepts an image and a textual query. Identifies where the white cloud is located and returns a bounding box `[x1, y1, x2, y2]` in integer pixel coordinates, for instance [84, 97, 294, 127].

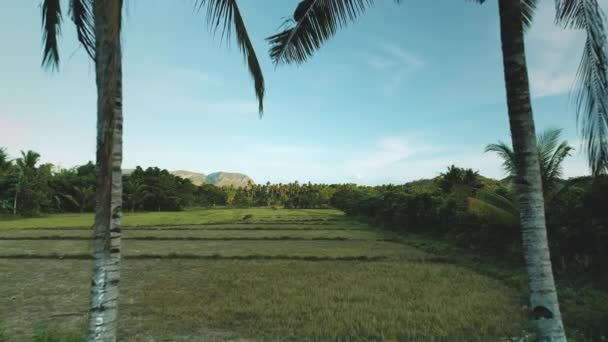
[345, 136, 438, 184]
[378, 43, 426, 70]
[365, 42, 425, 95]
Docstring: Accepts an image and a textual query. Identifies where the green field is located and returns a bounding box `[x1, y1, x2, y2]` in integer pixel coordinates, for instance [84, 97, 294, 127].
[0, 209, 530, 341]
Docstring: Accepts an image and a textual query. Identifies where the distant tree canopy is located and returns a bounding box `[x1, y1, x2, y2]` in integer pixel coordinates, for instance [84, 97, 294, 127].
[0, 148, 341, 215]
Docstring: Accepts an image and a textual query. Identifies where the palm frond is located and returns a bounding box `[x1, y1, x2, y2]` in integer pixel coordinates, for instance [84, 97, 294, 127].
[521, 0, 540, 30]
[470, 0, 538, 29]
[545, 141, 573, 184]
[487, 129, 573, 194]
[537, 128, 562, 180]
[537, 128, 562, 152]
[195, 0, 265, 114]
[41, 0, 62, 70]
[485, 141, 516, 176]
[69, 0, 95, 60]
[556, 0, 608, 175]
[60, 193, 81, 208]
[267, 0, 402, 65]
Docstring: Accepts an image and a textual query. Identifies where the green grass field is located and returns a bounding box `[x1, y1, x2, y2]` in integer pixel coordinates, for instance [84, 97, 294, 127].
[0, 209, 530, 341]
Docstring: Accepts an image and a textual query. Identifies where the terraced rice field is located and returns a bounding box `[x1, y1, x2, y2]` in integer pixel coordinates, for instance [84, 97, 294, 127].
[0, 209, 529, 341]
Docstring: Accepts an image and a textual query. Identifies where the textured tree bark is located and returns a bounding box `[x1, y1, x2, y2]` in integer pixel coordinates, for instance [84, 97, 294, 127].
[497, 0, 566, 340]
[88, 1, 123, 341]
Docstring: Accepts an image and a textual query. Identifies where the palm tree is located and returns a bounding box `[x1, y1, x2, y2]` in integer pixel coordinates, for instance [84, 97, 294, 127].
[40, 0, 264, 340]
[470, 128, 573, 227]
[16, 150, 41, 170]
[486, 128, 573, 196]
[0, 148, 10, 172]
[13, 150, 41, 215]
[266, 0, 608, 339]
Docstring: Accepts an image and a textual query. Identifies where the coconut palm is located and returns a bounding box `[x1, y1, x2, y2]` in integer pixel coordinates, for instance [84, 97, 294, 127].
[486, 128, 573, 196]
[267, 0, 608, 339]
[40, 0, 264, 340]
[470, 128, 573, 226]
[0, 148, 10, 172]
[13, 150, 41, 215]
[15, 150, 41, 170]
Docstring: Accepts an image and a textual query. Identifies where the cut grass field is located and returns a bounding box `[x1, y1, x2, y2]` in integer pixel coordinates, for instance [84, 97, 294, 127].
[0, 208, 344, 229]
[0, 209, 530, 341]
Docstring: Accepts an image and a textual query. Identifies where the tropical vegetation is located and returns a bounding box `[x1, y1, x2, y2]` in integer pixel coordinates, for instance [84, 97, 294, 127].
[266, 0, 608, 338]
[3, 0, 602, 340]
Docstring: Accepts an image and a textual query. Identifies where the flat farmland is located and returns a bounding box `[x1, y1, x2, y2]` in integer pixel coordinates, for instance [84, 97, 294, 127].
[0, 209, 529, 341]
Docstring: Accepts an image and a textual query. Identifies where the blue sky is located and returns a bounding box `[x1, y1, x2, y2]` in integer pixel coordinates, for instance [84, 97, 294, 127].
[0, 0, 603, 184]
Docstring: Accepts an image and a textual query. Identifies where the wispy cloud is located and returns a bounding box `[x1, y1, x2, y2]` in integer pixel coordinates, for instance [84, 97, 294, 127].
[365, 42, 425, 95]
[342, 135, 591, 184]
[345, 136, 437, 183]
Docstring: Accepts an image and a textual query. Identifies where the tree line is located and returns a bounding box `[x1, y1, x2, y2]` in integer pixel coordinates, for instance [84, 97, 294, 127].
[7, 145, 603, 284]
[0, 148, 341, 216]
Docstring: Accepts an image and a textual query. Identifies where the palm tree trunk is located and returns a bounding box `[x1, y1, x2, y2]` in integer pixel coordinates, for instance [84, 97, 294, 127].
[497, 0, 566, 340]
[88, 1, 123, 341]
[12, 190, 18, 215]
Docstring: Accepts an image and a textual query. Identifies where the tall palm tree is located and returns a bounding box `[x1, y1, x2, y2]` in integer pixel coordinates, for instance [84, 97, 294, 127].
[486, 128, 573, 196]
[266, 0, 608, 339]
[13, 150, 41, 215]
[40, 0, 264, 340]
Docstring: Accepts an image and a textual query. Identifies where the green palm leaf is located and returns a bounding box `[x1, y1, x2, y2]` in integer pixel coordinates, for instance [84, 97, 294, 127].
[41, 0, 62, 70]
[556, 0, 608, 175]
[269, 0, 537, 66]
[196, 0, 265, 114]
[521, 0, 540, 29]
[485, 141, 516, 176]
[267, 0, 402, 65]
[69, 0, 95, 60]
[485, 128, 572, 194]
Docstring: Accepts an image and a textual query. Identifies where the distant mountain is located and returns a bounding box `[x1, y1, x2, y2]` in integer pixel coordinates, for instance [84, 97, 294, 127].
[171, 170, 207, 186]
[205, 172, 254, 188]
[122, 168, 253, 187]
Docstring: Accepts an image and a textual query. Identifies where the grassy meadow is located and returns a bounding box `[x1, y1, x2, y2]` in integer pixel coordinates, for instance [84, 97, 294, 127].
[0, 208, 531, 341]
